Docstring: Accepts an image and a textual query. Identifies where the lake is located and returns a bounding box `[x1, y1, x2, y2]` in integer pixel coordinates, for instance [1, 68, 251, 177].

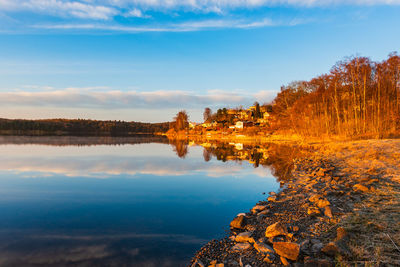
[0, 136, 281, 267]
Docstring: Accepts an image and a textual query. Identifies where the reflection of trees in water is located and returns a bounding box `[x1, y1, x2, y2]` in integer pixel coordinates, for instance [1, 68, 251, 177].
[203, 149, 212, 162]
[170, 140, 189, 158]
[0, 135, 169, 146]
[200, 142, 302, 181]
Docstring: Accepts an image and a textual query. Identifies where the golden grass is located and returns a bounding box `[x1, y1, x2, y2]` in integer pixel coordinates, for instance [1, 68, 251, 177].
[313, 140, 400, 267]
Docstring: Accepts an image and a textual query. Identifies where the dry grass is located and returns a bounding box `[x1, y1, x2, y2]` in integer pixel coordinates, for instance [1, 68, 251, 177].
[313, 139, 400, 266]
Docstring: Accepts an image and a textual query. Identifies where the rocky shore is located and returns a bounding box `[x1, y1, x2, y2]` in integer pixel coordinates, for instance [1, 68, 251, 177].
[190, 139, 400, 267]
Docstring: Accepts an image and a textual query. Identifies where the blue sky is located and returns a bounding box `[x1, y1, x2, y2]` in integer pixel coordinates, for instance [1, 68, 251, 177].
[0, 1, 399, 122]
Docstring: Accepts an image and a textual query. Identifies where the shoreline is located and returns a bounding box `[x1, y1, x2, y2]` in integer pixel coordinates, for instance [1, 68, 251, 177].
[190, 139, 400, 266]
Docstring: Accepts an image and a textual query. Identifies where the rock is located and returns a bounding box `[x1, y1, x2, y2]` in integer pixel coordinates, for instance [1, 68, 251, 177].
[317, 198, 330, 208]
[309, 194, 323, 203]
[251, 205, 267, 214]
[216, 264, 224, 267]
[263, 252, 275, 263]
[280, 256, 290, 266]
[336, 227, 347, 241]
[235, 232, 255, 243]
[311, 242, 323, 254]
[231, 243, 251, 252]
[258, 209, 269, 215]
[191, 260, 205, 267]
[321, 242, 339, 256]
[268, 195, 277, 202]
[304, 257, 333, 267]
[366, 178, 379, 185]
[353, 184, 369, 193]
[300, 239, 310, 253]
[273, 242, 300, 261]
[265, 222, 288, 238]
[245, 225, 257, 232]
[321, 240, 350, 257]
[316, 168, 326, 177]
[231, 215, 246, 229]
[307, 207, 321, 216]
[253, 242, 274, 254]
[324, 206, 333, 218]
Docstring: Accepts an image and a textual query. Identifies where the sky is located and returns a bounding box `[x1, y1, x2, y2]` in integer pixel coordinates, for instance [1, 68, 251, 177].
[0, 0, 399, 122]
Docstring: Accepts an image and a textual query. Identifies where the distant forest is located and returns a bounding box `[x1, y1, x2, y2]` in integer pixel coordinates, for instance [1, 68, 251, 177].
[0, 118, 170, 136]
[271, 52, 400, 138]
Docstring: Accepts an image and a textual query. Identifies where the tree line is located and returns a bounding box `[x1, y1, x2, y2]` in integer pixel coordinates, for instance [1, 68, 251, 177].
[271, 52, 400, 138]
[0, 118, 170, 136]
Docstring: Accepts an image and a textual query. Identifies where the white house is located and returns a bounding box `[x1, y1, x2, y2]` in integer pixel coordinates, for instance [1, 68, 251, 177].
[235, 121, 244, 129]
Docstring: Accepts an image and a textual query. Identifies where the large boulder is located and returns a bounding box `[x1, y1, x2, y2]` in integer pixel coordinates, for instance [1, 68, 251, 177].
[265, 222, 288, 238]
[273, 242, 300, 261]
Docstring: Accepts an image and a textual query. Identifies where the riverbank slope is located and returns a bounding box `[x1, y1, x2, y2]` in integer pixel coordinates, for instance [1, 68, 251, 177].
[190, 139, 400, 266]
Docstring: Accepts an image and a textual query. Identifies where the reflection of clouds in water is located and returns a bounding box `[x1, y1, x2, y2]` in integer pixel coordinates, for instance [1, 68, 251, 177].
[0, 151, 273, 179]
[252, 165, 273, 178]
[0, 232, 206, 267]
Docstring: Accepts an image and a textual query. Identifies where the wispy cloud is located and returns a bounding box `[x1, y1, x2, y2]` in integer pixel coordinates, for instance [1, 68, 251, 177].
[1, 0, 399, 21]
[0, 0, 117, 20]
[32, 17, 283, 32]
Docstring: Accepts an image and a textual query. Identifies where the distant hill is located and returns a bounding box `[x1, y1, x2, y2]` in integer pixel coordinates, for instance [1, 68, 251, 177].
[0, 118, 170, 136]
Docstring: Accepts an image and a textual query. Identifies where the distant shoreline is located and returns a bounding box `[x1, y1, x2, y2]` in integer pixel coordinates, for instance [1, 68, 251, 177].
[0, 118, 170, 136]
[0, 130, 161, 137]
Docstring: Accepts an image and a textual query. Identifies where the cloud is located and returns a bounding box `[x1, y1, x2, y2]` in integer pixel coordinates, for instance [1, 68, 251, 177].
[124, 8, 151, 18]
[32, 17, 283, 32]
[0, 0, 117, 20]
[0, 142, 274, 178]
[1, 0, 399, 22]
[0, 88, 277, 109]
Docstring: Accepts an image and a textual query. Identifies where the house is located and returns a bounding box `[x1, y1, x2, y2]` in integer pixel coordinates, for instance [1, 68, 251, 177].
[238, 110, 251, 120]
[234, 143, 243, 150]
[235, 121, 244, 129]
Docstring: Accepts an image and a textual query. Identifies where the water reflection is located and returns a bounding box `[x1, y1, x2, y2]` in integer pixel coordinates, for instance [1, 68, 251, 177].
[169, 139, 301, 181]
[0, 136, 299, 266]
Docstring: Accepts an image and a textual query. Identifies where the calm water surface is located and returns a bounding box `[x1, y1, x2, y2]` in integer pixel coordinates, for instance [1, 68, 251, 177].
[0, 136, 280, 267]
